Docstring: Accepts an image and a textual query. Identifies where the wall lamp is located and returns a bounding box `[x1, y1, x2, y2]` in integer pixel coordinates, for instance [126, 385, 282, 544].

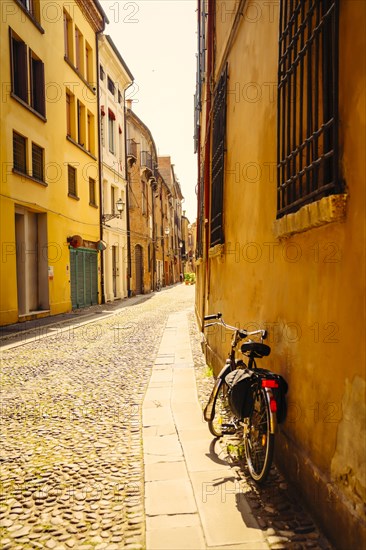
[102, 198, 125, 223]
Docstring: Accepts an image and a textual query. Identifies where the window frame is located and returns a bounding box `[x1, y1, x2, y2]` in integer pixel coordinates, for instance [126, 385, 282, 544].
[276, 0, 340, 218]
[108, 109, 116, 154]
[68, 164, 78, 198]
[210, 63, 228, 248]
[89, 177, 97, 206]
[29, 49, 45, 116]
[31, 142, 44, 182]
[13, 131, 27, 175]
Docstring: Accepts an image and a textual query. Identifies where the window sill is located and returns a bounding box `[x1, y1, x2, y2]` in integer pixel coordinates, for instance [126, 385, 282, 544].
[13, 169, 47, 186]
[68, 193, 80, 201]
[11, 93, 46, 121]
[89, 203, 98, 208]
[209, 243, 225, 258]
[66, 136, 97, 160]
[64, 57, 96, 95]
[14, 0, 45, 33]
[273, 194, 348, 240]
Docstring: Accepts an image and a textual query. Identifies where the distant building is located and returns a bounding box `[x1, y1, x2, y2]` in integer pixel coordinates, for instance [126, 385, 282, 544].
[126, 102, 158, 295]
[98, 34, 133, 302]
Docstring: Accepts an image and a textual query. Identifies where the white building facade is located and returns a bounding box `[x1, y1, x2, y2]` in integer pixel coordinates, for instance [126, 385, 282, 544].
[98, 35, 133, 302]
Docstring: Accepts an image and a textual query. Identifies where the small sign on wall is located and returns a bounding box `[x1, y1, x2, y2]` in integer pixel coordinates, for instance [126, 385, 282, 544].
[48, 266, 54, 280]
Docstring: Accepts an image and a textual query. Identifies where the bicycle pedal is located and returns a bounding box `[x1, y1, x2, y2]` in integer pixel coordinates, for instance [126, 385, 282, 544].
[221, 423, 237, 434]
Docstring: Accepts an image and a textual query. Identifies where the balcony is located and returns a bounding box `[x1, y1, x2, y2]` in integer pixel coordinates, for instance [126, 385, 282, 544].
[140, 150, 153, 170]
[127, 139, 137, 169]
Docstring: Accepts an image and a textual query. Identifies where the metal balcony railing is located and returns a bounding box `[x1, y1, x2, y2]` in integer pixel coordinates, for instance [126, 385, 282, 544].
[127, 138, 137, 158]
[140, 150, 153, 170]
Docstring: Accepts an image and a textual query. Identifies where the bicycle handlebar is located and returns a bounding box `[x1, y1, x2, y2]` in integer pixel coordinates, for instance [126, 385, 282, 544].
[204, 313, 267, 340]
[204, 313, 222, 321]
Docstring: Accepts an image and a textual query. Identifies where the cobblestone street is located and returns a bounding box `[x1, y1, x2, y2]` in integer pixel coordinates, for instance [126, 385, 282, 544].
[0, 287, 194, 550]
[0, 285, 333, 550]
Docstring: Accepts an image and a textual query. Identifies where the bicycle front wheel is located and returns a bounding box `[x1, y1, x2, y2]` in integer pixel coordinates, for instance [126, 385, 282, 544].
[208, 380, 233, 438]
[244, 388, 274, 483]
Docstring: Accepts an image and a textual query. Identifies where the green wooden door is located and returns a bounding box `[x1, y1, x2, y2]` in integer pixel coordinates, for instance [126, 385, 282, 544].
[70, 248, 98, 308]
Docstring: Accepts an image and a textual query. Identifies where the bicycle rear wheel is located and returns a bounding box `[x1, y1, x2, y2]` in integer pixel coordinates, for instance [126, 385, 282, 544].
[208, 380, 233, 437]
[244, 387, 274, 483]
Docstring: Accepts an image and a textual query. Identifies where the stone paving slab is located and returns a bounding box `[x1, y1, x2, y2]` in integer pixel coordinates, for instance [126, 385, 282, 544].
[143, 310, 269, 550]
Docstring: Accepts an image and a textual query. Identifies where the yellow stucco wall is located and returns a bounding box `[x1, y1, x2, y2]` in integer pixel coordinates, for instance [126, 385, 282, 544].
[197, 1, 365, 547]
[0, 1, 102, 325]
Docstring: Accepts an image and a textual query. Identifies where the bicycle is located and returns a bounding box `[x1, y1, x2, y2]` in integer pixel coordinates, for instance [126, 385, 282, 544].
[156, 279, 161, 292]
[203, 313, 287, 483]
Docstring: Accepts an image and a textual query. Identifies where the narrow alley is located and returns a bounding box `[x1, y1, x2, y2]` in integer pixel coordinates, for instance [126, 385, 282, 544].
[0, 285, 333, 550]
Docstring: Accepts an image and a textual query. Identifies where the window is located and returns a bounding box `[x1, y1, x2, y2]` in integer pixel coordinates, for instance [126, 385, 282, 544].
[210, 64, 228, 247]
[10, 29, 45, 117]
[68, 165, 77, 197]
[13, 132, 27, 174]
[32, 143, 44, 181]
[85, 43, 92, 83]
[111, 186, 116, 214]
[107, 76, 115, 96]
[10, 32, 27, 103]
[77, 100, 85, 147]
[87, 112, 93, 153]
[30, 51, 45, 116]
[100, 64, 105, 81]
[63, 11, 72, 60]
[108, 109, 115, 154]
[89, 178, 96, 206]
[66, 91, 71, 136]
[75, 27, 84, 74]
[277, 0, 340, 217]
[142, 181, 147, 215]
[19, 0, 40, 21]
[118, 90, 122, 104]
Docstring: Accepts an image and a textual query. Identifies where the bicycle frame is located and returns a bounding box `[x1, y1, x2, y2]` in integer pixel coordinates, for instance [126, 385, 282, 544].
[203, 314, 277, 433]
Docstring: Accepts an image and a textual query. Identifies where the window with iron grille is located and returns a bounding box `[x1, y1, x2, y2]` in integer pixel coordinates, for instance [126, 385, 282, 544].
[100, 64, 105, 80]
[32, 143, 44, 181]
[13, 132, 27, 174]
[277, 0, 340, 218]
[107, 76, 115, 96]
[89, 177, 96, 206]
[68, 165, 77, 197]
[210, 64, 228, 247]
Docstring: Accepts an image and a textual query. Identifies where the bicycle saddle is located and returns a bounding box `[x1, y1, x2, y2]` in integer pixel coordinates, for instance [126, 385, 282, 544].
[241, 341, 271, 357]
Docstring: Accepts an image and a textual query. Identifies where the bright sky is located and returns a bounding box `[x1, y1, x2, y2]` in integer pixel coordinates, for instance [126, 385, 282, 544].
[102, 0, 198, 223]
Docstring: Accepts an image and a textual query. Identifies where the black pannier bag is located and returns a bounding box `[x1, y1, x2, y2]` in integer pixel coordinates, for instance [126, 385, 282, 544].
[225, 369, 256, 419]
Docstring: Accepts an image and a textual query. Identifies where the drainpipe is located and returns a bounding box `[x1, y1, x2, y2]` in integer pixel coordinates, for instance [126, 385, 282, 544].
[96, 31, 105, 304]
[124, 94, 134, 297]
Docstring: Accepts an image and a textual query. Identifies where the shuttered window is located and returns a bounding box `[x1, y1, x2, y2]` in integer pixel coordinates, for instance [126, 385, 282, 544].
[210, 64, 228, 247]
[10, 31, 28, 103]
[32, 143, 44, 181]
[68, 165, 77, 197]
[277, 0, 340, 218]
[13, 132, 27, 174]
[30, 51, 45, 116]
[89, 177, 96, 206]
[10, 29, 45, 117]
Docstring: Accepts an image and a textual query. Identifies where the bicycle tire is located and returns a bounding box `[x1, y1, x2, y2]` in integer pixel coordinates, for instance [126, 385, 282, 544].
[208, 380, 233, 438]
[244, 387, 274, 483]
